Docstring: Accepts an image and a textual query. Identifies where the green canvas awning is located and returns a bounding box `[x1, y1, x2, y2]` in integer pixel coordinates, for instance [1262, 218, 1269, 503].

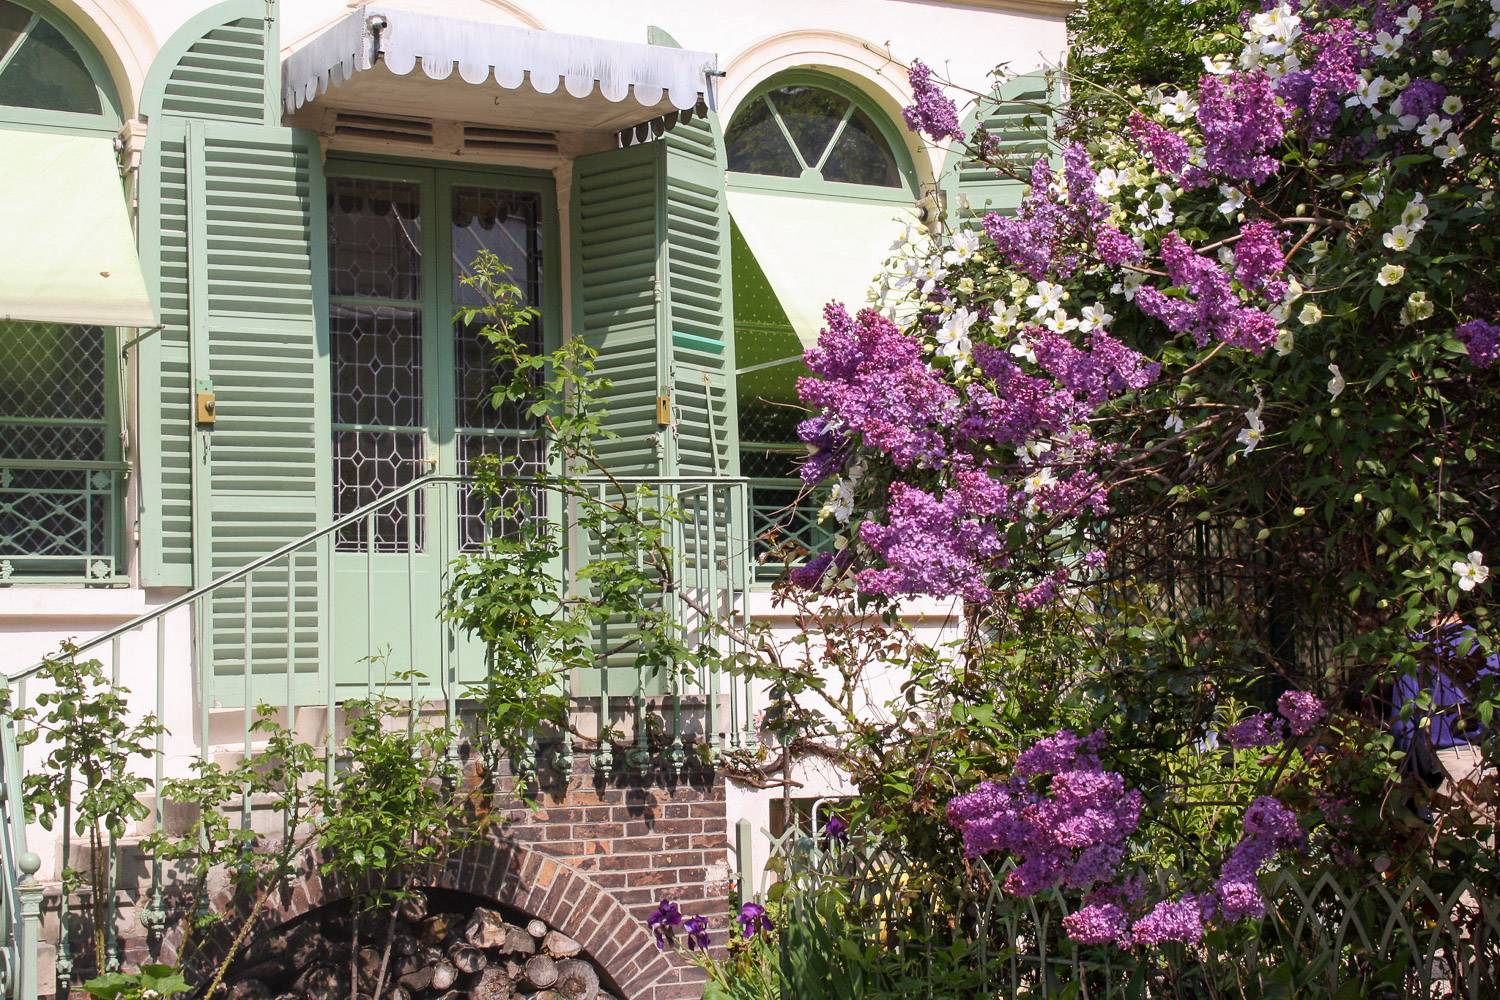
[0, 128, 156, 328]
[728, 188, 914, 401]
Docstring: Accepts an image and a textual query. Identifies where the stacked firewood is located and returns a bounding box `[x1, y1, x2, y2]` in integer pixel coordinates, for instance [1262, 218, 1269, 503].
[226, 894, 616, 1000]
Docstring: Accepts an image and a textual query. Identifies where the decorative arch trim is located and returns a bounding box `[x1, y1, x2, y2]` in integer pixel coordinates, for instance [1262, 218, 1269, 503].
[160, 837, 676, 1000]
[719, 29, 935, 192]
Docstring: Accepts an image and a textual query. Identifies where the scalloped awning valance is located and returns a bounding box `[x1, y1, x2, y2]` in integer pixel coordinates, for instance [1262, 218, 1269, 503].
[283, 4, 717, 130]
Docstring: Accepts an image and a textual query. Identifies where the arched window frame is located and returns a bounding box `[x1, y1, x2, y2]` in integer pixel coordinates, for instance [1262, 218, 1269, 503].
[0, 0, 122, 136]
[726, 70, 917, 204]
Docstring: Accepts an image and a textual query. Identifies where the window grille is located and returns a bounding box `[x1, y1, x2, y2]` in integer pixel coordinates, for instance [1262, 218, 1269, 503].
[0, 320, 123, 581]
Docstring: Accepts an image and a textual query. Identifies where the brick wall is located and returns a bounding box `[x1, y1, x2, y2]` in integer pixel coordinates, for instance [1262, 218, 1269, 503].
[103, 764, 731, 1000]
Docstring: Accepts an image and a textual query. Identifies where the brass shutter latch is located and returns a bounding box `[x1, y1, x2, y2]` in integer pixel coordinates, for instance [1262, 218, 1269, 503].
[656, 392, 672, 428]
[194, 377, 217, 427]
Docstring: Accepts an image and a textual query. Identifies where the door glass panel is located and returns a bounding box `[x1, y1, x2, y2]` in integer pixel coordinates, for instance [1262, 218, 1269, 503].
[0, 4, 31, 66]
[450, 186, 546, 550]
[327, 177, 425, 551]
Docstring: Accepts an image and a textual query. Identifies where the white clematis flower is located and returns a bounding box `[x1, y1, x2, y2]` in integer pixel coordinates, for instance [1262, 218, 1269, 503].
[1453, 551, 1489, 591]
[1434, 134, 1466, 165]
[1237, 406, 1266, 455]
[1416, 113, 1451, 147]
[1377, 263, 1406, 286]
[1326, 363, 1345, 399]
[1372, 31, 1403, 58]
[1382, 225, 1416, 252]
[1219, 185, 1246, 216]
[1025, 281, 1065, 316]
[943, 229, 982, 267]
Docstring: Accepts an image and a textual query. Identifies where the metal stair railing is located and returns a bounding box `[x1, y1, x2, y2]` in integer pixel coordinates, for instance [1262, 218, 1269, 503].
[0, 472, 752, 999]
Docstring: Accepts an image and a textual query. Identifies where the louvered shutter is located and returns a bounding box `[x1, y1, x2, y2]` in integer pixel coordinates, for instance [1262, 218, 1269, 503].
[138, 2, 328, 706]
[662, 111, 737, 479]
[572, 141, 666, 477]
[138, 1, 284, 585]
[570, 111, 739, 699]
[940, 73, 1057, 224]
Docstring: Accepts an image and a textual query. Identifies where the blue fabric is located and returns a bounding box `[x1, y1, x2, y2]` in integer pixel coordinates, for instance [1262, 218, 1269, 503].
[1391, 626, 1497, 751]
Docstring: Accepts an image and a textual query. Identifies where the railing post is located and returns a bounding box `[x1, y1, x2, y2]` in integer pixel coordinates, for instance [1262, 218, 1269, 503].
[15, 852, 41, 1000]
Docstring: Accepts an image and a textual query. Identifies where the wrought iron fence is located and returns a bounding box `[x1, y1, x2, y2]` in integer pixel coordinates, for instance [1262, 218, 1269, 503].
[0, 473, 754, 999]
[766, 828, 1500, 999]
[748, 477, 831, 583]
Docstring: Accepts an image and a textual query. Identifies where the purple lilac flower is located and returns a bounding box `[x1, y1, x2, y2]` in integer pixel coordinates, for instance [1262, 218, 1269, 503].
[796, 414, 847, 486]
[789, 551, 834, 590]
[646, 899, 682, 948]
[1062, 143, 1109, 226]
[1232, 221, 1288, 301]
[798, 304, 956, 470]
[1213, 796, 1305, 923]
[1136, 232, 1280, 353]
[1196, 71, 1292, 186]
[1015, 568, 1068, 610]
[1276, 691, 1325, 736]
[1276, 19, 1368, 136]
[1032, 328, 1161, 407]
[902, 60, 965, 142]
[858, 483, 1004, 601]
[683, 914, 711, 951]
[1456, 320, 1500, 368]
[947, 730, 1140, 896]
[1393, 78, 1446, 123]
[1225, 713, 1284, 749]
[1095, 226, 1144, 266]
[1129, 897, 1205, 946]
[1063, 902, 1128, 946]
[982, 158, 1071, 281]
[1128, 112, 1190, 177]
[823, 815, 849, 845]
[737, 902, 774, 939]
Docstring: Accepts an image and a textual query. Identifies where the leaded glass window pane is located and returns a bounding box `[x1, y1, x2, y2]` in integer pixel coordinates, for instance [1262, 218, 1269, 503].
[327, 178, 423, 300]
[451, 187, 543, 430]
[822, 106, 901, 187]
[327, 178, 425, 552]
[726, 96, 801, 177]
[0, 14, 101, 114]
[770, 86, 848, 167]
[0, 321, 118, 579]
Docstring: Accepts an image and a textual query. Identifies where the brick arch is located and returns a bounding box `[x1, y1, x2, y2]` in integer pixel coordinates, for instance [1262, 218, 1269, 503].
[159, 836, 679, 1000]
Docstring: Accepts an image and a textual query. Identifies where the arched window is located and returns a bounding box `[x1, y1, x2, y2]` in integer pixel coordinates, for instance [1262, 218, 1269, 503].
[0, 1, 128, 582]
[0, 0, 120, 132]
[726, 73, 914, 198]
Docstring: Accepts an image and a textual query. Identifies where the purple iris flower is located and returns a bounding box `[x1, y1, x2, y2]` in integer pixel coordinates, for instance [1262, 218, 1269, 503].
[737, 902, 774, 939]
[646, 899, 682, 949]
[684, 914, 711, 951]
[823, 815, 849, 845]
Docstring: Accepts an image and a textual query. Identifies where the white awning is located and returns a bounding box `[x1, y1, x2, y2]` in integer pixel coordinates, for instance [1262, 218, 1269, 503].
[727, 189, 916, 350]
[284, 4, 717, 128]
[0, 129, 156, 328]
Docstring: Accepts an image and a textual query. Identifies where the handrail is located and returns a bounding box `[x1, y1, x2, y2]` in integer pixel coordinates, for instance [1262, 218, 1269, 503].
[5, 472, 751, 683]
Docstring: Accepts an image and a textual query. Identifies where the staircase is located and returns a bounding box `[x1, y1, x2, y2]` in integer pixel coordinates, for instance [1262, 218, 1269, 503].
[0, 473, 753, 999]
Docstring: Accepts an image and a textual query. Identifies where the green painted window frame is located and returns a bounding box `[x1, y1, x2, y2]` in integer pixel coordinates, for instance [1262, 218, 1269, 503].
[0, 0, 121, 135]
[725, 70, 918, 204]
[0, 322, 127, 585]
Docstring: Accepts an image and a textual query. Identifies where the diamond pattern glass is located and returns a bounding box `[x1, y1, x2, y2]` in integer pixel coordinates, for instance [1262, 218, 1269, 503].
[330, 305, 423, 428]
[452, 186, 543, 431]
[332, 430, 424, 552]
[0, 321, 117, 575]
[458, 434, 546, 551]
[327, 177, 423, 300]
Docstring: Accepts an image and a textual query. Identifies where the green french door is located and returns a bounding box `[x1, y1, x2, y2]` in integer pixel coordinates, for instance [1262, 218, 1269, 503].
[324, 159, 557, 695]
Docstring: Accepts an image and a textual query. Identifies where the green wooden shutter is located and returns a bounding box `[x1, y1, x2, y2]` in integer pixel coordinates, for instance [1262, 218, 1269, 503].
[138, 2, 328, 706]
[662, 111, 737, 479]
[940, 73, 1057, 224]
[572, 141, 667, 477]
[138, 0, 286, 585]
[570, 111, 738, 700]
